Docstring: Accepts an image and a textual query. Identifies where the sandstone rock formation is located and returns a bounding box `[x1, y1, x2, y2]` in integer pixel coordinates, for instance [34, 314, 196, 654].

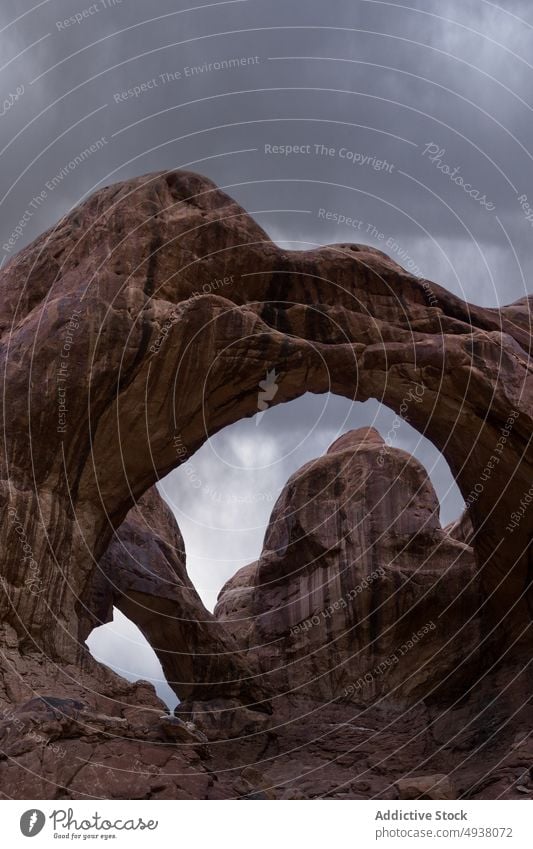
[215, 427, 481, 704]
[84, 485, 265, 704]
[0, 169, 531, 799]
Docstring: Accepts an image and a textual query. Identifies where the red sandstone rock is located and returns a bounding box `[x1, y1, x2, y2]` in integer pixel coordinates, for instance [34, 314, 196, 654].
[87, 486, 266, 705]
[215, 427, 481, 703]
[0, 169, 531, 799]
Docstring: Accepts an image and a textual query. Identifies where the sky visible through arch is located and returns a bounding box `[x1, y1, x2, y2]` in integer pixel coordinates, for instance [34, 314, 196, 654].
[159, 394, 463, 614]
[88, 392, 463, 709]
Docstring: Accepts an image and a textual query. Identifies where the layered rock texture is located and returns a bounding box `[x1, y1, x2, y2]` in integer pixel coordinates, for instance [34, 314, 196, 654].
[0, 170, 532, 799]
[215, 427, 481, 704]
[83, 486, 264, 704]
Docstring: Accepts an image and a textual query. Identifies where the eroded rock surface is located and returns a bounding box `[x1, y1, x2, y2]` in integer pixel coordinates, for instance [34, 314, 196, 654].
[84, 486, 265, 704]
[215, 427, 481, 704]
[0, 169, 531, 798]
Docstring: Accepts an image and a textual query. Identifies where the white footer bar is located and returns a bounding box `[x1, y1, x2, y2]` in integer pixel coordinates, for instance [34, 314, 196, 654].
[5, 800, 532, 848]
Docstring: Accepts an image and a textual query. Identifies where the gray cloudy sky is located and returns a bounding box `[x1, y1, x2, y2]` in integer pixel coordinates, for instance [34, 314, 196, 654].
[3, 0, 532, 703]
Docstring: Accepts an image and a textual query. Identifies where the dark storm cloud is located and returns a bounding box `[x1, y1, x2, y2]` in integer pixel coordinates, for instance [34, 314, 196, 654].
[1, 1, 531, 676]
[2, 0, 533, 308]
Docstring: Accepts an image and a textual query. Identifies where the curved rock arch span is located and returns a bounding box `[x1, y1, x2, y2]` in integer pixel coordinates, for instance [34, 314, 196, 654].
[0, 169, 531, 703]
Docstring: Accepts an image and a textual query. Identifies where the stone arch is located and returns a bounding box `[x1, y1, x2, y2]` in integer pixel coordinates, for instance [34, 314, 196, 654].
[1, 169, 531, 691]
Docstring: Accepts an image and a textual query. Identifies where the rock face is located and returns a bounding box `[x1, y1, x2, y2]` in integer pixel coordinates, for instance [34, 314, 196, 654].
[0, 169, 532, 799]
[84, 486, 265, 704]
[394, 774, 455, 801]
[215, 427, 481, 704]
